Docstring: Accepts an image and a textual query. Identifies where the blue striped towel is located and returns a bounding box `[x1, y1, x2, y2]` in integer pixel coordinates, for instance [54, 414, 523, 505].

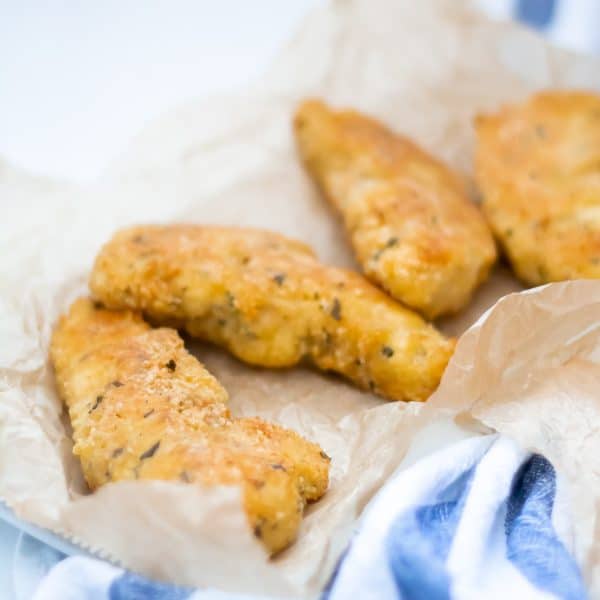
[494, 0, 600, 55]
[30, 434, 586, 600]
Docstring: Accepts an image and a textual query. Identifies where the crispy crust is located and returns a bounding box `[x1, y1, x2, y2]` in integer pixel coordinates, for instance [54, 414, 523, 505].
[294, 99, 497, 319]
[475, 90, 600, 285]
[89, 225, 454, 402]
[50, 297, 330, 554]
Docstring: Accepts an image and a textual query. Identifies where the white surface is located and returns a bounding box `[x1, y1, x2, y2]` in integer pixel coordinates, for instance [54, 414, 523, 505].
[0, 1, 321, 182]
[476, 0, 515, 20]
[548, 0, 600, 54]
[2, 0, 597, 184]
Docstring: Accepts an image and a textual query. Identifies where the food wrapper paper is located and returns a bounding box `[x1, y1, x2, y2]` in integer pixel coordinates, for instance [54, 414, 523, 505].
[1, 0, 600, 596]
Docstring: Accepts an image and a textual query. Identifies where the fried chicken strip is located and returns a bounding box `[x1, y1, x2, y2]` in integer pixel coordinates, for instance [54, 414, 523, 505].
[293, 100, 497, 319]
[50, 298, 330, 554]
[89, 225, 454, 402]
[475, 90, 600, 285]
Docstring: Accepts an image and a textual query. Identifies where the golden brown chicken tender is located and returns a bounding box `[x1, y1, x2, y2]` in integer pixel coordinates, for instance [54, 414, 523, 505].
[89, 225, 454, 402]
[50, 298, 330, 554]
[475, 90, 600, 285]
[293, 100, 497, 320]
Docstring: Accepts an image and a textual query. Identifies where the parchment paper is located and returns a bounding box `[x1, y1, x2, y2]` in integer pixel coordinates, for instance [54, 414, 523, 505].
[2, 0, 600, 597]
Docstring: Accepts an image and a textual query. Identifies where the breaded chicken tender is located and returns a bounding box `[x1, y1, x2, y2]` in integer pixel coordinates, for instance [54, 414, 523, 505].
[50, 298, 330, 554]
[475, 90, 600, 285]
[89, 225, 454, 402]
[293, 100, 497, 319]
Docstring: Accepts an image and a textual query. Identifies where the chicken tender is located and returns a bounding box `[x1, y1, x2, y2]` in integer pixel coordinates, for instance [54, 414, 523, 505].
[50, 298, 330, 554]
[475, 90, 600, 285]
[89, 225, 454, 402]
[293, 100, 497, 319]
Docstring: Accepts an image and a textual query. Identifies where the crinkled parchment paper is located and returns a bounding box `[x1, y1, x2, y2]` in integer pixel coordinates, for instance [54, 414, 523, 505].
[2, 0, 600, 597]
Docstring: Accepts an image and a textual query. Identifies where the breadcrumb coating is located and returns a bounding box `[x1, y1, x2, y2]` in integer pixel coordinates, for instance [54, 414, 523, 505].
[50, 298, 330, 554]
[475, 90, 600, 285]
[294, 99, 496, 319]
[90, 225, 454, 402]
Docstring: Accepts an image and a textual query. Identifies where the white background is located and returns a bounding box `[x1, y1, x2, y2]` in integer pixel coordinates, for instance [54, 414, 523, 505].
[0, 0, 321, 182]
[2, 1, 599, 183]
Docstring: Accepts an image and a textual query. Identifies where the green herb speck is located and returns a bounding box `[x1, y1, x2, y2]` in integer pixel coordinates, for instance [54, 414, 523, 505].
[381, 345, 394, 358]
[330, 298, 342, 321]
[226, 292, 236, 308]
[372, 237, 399, 261]
[89, 395, 103, 413]
[140, 441, 160, 460]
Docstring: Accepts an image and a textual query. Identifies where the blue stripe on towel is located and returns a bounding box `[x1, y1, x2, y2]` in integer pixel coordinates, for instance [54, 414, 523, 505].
[505, 455, 586, 600]
[516, 0, 556, 28]
[108, 571, 192, 600]
[384, 466, 476, 600]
